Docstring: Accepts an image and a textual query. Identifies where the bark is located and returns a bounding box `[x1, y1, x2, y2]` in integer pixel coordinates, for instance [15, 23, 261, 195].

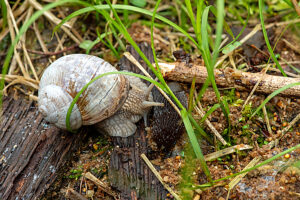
[108, 42, 168, 199]
[109, 123, 168, 200]
[0, 96, 87, 200]
[159, 62, 300, 97]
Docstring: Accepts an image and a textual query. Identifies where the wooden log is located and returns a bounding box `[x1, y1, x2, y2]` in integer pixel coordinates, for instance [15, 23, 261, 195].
[108, 42, 169, 199]
[109, 123, 168, 199]
[159, 62, 300, 97]
[0, 96, 87, 200]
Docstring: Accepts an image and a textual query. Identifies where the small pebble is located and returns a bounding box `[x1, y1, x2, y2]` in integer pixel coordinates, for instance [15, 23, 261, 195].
[284, 154, 291, 159]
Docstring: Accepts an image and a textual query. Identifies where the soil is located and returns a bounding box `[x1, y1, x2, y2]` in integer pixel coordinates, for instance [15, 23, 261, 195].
[1, 2, 300, 200]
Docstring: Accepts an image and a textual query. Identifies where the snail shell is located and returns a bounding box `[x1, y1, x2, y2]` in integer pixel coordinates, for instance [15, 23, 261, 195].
[38, 54, 129, 130]
[38, 54, 163, 137]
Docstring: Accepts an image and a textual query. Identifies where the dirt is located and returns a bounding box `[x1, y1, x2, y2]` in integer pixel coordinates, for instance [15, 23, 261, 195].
[1, 2, 300, 200]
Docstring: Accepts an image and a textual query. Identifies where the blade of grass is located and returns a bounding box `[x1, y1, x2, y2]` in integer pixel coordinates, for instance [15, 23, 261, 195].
[259, 0, 287, 77]
[219, 2, 250, 52]
[181, 109, 212, 183]
[53, 4, 200, 50]
[185, 0, 200, 45]
[201, 1, 230, 135]
[1, 0, 7, 30]
[188, 113, 213, 144]
[199, 104, 220, 124]
[195, 0, 204, 46]
[188, 77, 196, 113]
[150, 0, 163, 81]
[103, 0, 186, 113]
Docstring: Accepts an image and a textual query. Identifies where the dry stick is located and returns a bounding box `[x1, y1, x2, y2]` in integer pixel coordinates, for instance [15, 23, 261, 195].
[267, 112, 300, 149]
[6, 1, 39, 81]
[3, 79, 39, 96]
[21, 6, 39, 81]
[141, 154, 181, 200]
[5, 0, 29, 79]
[54, 16, 79, 55]
[33, 22, 49, 53]
[256, 62, 300, 78]
[204, 144, 253, 161]
[4, 12, 27, 75]
[0, 0, 29, 27]
[54, 32, 66, 57]
[242, 67, 270, 110]
[0, 74, 38, 82]
[216, 24, 261, 67]
[0, 10, 27, 42]
[123, 52, 181, 116]
[280, 112, 300, 137]
[262, 105, 273, 136]
[194, 92, 227, 145]
[83, 172, 117, 199]
[56, 7, 84, 43]
[29, 0, 81, 45]
[229, 53, 236, 70]
[283, 38, 300, 55]
[64, 188, 88, 200]
[292, 0, 300, 16]
[33, 21, 53, 64]
[158, 62, 300, 97]
[28, 0, 71, 28]
[22, 45, 79, 56]
[227, 156, 261, 199]
[54, 33, 68, 52]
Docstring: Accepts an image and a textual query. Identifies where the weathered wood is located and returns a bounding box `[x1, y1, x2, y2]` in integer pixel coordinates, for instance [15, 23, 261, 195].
[109, 123, 168, 200]
[0, 96, 87, 200]
[108, 42, 168, 199]
[159, 62, 300, 97]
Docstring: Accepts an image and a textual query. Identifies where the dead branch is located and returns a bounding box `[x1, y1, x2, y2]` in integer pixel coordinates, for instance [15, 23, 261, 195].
[158, 62, 300, 97]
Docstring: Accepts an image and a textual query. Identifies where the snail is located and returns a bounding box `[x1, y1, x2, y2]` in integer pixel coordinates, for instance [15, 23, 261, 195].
[38, 54, 163, 137]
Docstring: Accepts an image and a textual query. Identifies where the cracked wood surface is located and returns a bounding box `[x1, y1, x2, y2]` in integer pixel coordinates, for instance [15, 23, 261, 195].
[0, 96, 87, 200]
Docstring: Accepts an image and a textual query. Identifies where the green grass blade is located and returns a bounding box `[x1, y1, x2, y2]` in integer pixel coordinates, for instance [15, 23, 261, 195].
[259, 0, 287, 77]
[188, 113, 213, 144]
[103, 1, 185, 113]
[251, 82, 300, 118]
[53, 4, 200, 50]
[185, 0, 198, 44]
[199, 104, 220, 124]
[188, 77, 196, 113]
[1, 0, 7, 30]
[211, 0, 224, 66]
[219, 2, 250, 53]
[181, 109, 212, 183]
[150, 0, 163, 81]
[195, 0, 204, 46]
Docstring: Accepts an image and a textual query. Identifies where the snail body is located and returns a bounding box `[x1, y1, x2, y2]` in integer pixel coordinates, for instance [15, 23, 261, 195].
[38, 54, 162, 137]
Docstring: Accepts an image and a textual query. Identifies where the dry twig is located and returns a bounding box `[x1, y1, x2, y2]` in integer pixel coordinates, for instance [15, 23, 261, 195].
[141, 153, 181, 200]
[158, 62, 300, 97]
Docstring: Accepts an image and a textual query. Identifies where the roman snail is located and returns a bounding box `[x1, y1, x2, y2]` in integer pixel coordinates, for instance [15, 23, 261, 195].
[38, 54, 164, 137]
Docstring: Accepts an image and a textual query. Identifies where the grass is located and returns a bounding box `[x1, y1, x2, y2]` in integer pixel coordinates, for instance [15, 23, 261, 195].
[1, 0, 300, 198]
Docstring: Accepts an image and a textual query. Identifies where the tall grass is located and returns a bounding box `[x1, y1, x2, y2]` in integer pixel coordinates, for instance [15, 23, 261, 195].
[1, 0, 300, 197]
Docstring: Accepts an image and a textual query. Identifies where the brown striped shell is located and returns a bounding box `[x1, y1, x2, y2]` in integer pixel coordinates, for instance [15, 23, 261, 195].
[38, 54, 129, 130]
